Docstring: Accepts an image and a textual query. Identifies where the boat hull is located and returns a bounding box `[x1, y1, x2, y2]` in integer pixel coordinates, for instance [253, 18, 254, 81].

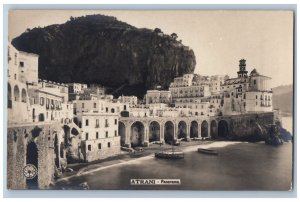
[197, 148, 218, 155]
[155, 151, 184, 159]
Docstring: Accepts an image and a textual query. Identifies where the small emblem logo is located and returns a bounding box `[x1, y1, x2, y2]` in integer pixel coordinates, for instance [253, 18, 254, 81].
[23, 164, 38, 179]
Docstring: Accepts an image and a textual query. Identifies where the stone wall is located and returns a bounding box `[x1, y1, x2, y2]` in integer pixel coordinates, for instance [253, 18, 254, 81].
[83, 136, 121, 162]
[223, 112, 278, 141]
[7, 121, 63, 189]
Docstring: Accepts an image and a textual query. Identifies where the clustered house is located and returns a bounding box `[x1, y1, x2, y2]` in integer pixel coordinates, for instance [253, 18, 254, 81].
[7, 41, 274, 165]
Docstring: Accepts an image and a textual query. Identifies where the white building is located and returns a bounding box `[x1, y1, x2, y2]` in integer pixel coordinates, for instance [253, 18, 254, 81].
[145, 90, 172, 105]
[117, 95, 138, 108]
[7, 43, 74, 125]
[81, 112, 120, 162]
[221, 59, 273, 115]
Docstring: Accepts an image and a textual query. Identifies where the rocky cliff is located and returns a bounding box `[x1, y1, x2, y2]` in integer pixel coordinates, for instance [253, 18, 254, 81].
[12, 14, 196, 98]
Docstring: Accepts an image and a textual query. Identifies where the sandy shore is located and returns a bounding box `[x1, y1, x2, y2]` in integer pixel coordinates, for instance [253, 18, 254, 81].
[56, 141, 241, 183]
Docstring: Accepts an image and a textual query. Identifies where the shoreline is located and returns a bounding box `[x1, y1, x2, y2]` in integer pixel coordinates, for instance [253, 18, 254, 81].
[55, 141, 242, 183]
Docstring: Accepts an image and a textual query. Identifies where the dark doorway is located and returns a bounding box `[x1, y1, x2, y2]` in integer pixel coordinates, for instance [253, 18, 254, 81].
[201, 121, 208, 137]
[149, 121, 160, 142]
[119, 122, 126, 146]
[190, 121, 198, 138]
[210, 120, 218, 138]
[54, 134, 59, 168]
[218, 120, 229, 138]
[131, 121, 144, 147]
[26, 142, 38, 189]
[164, 121, 175, 144]
[178, 121, 187, 139]
[38, 113, 45, 122]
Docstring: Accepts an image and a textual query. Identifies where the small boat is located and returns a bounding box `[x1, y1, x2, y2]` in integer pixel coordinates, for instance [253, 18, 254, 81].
[130, 147, 145, 157]
[197, 148, 218, 155]
[155, 151, 184, 159]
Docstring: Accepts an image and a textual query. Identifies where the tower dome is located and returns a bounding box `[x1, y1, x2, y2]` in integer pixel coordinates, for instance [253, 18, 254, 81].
[250, 68, 260, 76]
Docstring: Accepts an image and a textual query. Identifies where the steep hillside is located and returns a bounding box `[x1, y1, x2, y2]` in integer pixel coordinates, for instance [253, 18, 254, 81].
[12, 14, 196, 98]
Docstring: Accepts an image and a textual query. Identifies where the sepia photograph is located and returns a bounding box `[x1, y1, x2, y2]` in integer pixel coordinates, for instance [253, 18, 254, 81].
[6, 9, 294, 191]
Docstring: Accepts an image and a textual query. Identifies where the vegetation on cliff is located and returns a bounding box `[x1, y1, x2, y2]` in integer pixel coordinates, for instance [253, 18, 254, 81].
[12, 14, 196, 98]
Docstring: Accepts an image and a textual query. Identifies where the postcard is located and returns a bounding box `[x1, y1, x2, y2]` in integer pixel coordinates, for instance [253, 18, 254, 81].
[6, 10, 294, 190]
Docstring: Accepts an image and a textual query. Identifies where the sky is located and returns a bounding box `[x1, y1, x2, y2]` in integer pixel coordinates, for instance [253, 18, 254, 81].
[8, 10, 294, 88]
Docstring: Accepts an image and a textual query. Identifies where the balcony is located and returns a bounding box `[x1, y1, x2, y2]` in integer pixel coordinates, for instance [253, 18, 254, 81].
[95, 124, 100, 128]
[105, 123, 109, 127]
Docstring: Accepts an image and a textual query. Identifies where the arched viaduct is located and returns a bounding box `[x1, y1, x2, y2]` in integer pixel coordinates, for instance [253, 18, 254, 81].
[119, 112, 277, 147]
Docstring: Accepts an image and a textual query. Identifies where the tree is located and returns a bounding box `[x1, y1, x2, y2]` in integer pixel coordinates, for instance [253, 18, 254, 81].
[171, 33, 178, 40]
[154, 28, 162, 34]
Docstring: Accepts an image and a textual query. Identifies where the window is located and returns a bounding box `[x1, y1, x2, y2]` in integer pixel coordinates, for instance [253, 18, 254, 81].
[254, 80, 256, 85]
[105, 119, 109, 127]
[85, 133, 89, 140]
[88, 145, 91, 151]
[82, 103, 84, 108]
[256, 95, 258, 99]
[85, 119, 89, 126]
[243, 94, 246, 99]
[40, 97, 44, 106]
[19, 61, 24, 67]
[106, 131, 108, 138]
[106, 107, 108, 112]
[115, 130, 117, 136]
[96, 132, 99, 139]
[94, 103, 97, 108]
[124, 105, 127, 110]
[96, 119, 99, 128]
[98, 143, 101, 149]
[108, 142, 111, 148]
[14, 74, 17, 80]
[115, 119, 117, 125]
[111, 108, 115, 113]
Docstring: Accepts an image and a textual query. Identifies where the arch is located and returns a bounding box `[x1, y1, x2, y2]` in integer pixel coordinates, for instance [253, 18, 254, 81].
[8, 83, 12, 108]
[26, 142, 38, 189]
[218, 120, 229, 138]
[21, 88, 27, 103]
[190, 121, 198, 138]
[118, 122, 126, 146]
[164, 121, 175, 144]
[178, 121, 187, 139]
[130, 121, 145, 147]
[13, 85, 20, 102]
[201, 120, 209, 137]
[149, 121, 160, 142]
[210, 120, 218, 138]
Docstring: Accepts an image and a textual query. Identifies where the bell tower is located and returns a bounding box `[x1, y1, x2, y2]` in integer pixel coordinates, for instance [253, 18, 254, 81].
[237, 59, 248, 78]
